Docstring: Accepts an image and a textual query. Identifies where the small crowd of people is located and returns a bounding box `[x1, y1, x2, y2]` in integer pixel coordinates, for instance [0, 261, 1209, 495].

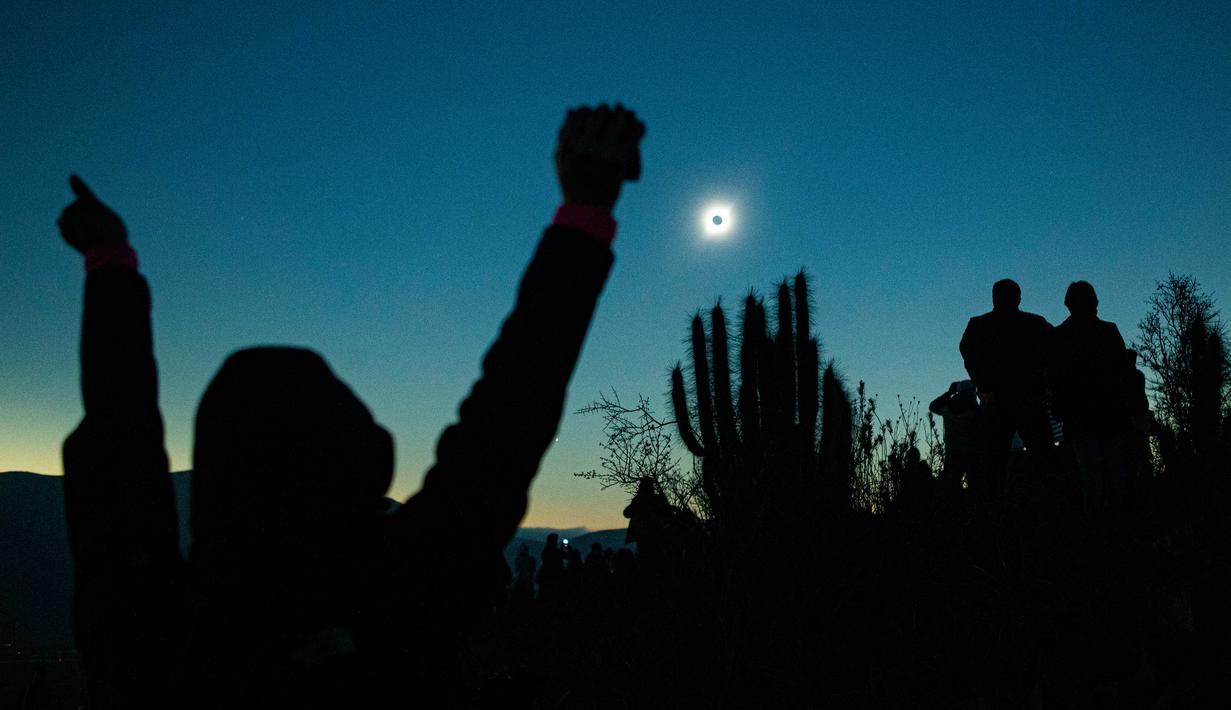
[929, 278, 1152, 513]
[508, 535, 638, 612]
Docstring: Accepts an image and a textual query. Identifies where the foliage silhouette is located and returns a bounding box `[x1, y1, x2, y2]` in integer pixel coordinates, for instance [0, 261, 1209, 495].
[572, 391, 699, 514]
[1134, 274, 1229, 449]
[1134, 274, 1230, 509]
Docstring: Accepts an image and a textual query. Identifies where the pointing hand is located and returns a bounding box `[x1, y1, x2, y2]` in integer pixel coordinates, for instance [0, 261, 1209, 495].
[57, 175, 128, 254]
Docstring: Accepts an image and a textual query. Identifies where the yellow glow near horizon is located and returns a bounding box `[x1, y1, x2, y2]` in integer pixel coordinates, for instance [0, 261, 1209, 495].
[701, 203, 734, 239]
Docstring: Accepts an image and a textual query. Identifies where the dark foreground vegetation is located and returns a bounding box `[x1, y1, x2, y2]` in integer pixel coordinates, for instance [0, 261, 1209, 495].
[472, 272, 1231, 709]
[467, 465, 1231, 709]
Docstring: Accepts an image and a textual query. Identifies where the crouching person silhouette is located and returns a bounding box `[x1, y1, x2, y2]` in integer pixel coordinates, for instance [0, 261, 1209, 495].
[59, 104, 646, 709]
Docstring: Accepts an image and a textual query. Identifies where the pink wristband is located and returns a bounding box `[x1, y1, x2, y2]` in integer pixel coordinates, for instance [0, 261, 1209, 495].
[552, 205, 617, 246]
[85, 243, 139, 273]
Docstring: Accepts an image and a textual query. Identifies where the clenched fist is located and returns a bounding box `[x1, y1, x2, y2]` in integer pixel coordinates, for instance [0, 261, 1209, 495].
[555, 104, 645, 214]
[57, 175, 127, 254]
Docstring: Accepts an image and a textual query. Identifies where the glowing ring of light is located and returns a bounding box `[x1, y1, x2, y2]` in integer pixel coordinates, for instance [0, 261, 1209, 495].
[701, 204, 733, 238]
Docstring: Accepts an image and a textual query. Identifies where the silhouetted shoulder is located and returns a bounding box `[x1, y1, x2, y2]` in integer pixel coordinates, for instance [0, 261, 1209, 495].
[960, 313, 994, 349]
[1020, 311, 1053, 330]
[965, 312, 995, 329]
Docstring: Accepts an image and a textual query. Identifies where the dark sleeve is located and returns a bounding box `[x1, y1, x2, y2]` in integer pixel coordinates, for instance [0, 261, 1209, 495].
[1048, 324, 1070, 417]
[1107, 322, 1127, 353]
[1040, 317, 1060, 387]
[61, 267, 183, 703]
[959, 319, 984, 390]
[390, 226, 613, 588]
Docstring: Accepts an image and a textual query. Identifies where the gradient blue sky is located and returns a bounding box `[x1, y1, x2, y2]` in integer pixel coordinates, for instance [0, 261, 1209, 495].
[3, 1, 1229, 528]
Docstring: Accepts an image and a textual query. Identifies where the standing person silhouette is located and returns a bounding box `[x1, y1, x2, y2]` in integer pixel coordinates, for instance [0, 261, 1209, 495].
[1051, 281, 1132, 513]
[537, 532, 564, 602]
[959, 279, 1056, 500]
[57, 104, 645, 709]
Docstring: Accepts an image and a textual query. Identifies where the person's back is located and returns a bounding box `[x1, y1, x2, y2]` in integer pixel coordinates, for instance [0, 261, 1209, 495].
[539, 533, 563, 582]
[57, 104, 646, 708]
[960, 282, 1053, 404]
[895, 446, 934, 512]
[513, 543, 537, 589]
[623, 478, 672, 563]
[1051, 282, 1132, 513]
[958, 279, 1056, 498]
[1053, 300, 1130, 435]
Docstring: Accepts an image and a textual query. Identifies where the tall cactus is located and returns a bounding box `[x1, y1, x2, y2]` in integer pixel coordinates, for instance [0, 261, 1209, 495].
[671, 272, 853, 531]
[819, 363, 854, 512]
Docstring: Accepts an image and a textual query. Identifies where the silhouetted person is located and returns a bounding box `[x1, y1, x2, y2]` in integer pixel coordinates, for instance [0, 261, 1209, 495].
[582, 543, 609, 599]
[565, 546, 583, 572]
[513, 543, 536, 591]
[489, 551, 515, 611]
[1052, 281, 1132, 513]
[896, 446, 934, 512]
[58, 104, 646, 708]
[510, 543, 537, 616]
[585, 542, 606, 570]
[1124, 349, 1151, 433]
[610, 547, 638, 610]
[928, 380, 980, 490]
[1123, 349, 1155, 489]
[538, 532, 564, 593]
[960, 279, 1056, 499]
[623, 478, 674, 558]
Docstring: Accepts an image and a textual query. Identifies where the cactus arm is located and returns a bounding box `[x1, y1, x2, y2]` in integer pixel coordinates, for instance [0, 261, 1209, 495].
[738, 294, 763, 450]
[672, 364, 706, 457]
[775, 282, 797, 429]
[711, 304, 741, 454]
[691, 313, 721, 455]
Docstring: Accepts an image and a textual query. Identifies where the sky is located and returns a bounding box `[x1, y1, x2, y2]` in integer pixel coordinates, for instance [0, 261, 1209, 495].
[2, 1, 1229, 530]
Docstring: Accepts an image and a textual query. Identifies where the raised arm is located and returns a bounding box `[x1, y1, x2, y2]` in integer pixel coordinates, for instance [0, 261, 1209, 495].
[392, 105, 645, 569]
[58, 177, 183, 704]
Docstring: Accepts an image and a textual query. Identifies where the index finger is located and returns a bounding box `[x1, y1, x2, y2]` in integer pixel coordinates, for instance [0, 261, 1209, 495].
[69, 175, 97, 202]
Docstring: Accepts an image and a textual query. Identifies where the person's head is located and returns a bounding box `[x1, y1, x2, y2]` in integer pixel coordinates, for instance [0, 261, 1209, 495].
[1064, 281, 1098, 317]
[1126, 348, 1138, 366]
[992, 279, 1021, 311]
[545, 533, 559, 549]
[190, 347, 394, 558]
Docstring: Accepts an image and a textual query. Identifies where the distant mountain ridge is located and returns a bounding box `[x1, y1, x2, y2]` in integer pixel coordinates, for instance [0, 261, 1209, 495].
[0, 470, 629, 656]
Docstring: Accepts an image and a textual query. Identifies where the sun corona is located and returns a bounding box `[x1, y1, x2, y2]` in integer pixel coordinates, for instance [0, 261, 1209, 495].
[701, 204, 733, 239]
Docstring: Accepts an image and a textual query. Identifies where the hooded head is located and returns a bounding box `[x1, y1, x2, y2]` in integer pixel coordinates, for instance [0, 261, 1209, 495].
[191, 347, 394, 555]
[992, 279, 1021, 311]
